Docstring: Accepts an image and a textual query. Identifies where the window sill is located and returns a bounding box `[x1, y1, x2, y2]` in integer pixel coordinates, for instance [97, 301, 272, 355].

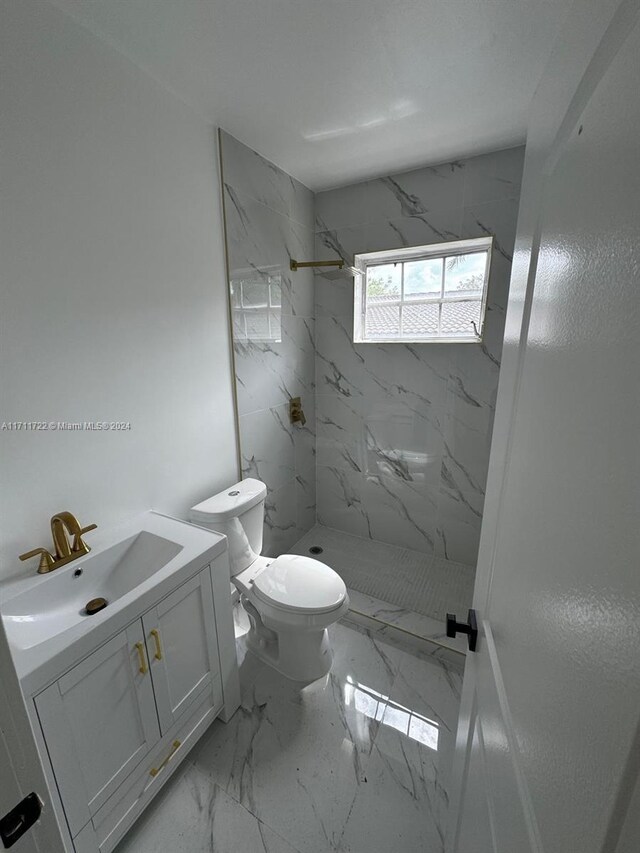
[354, 336, 483, 345]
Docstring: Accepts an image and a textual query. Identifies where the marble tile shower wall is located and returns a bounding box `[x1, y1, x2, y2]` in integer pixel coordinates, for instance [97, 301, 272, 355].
[219, 131, 316, 556]
[314, 147, 524, 564]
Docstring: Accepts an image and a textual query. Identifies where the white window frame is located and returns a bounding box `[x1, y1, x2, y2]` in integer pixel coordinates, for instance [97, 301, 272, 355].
[353, 236, 493, 344]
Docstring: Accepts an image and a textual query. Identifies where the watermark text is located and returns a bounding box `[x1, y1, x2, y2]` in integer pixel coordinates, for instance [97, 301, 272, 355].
[1, 421, 132, 431]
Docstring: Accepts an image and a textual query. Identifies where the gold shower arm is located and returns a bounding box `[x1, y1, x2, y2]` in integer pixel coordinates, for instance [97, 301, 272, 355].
[290, 259, 344, 271]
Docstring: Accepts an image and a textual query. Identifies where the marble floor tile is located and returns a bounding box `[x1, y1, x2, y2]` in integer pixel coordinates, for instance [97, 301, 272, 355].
[116, 611, 463, 853]
[114, 763, 302, 853]
[337, 644, 463, 853]
[189, 622, 402, 853]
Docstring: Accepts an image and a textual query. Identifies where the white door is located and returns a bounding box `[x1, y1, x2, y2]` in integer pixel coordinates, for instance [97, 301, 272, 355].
[142, 569, 222, 734]
[448, 1, 640, 851]
[35, 621, 161, 839]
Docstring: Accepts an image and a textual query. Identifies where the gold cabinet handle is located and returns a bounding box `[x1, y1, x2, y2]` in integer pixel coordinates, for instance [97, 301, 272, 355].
[135, 642, 148, 674]
[150, 629, 163, 661]
[149, 740, 181, 777]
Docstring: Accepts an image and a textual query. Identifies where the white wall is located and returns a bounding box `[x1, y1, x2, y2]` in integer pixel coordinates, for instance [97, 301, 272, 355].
[0, 0, 237, 579]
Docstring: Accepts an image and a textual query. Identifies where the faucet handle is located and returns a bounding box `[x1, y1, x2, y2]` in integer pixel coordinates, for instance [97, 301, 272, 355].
[72, 523, 97, 554]
[289, 396, 307, 426]
[19, 548, 55, 574]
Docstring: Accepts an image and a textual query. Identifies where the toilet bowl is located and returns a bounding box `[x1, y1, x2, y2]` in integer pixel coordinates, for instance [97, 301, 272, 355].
[190, 479, 349, 681]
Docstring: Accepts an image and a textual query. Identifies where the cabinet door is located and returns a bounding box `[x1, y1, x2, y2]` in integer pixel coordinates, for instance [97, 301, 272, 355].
[142, 569, 221, 733]
[35, 622, 161, 838]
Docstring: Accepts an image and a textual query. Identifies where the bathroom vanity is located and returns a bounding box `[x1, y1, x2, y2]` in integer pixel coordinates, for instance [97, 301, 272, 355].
[0, 512, 240, 853]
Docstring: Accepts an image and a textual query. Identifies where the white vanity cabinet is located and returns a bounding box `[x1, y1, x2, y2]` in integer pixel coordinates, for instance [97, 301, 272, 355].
[141, 570, 222, 734]
[35, 622, 162, 836]
[33, 561, 232, 853]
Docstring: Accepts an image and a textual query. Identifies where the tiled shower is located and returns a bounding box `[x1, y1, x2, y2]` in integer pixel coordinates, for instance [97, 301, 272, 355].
[219, 129, 523, 618]
[220, 130, 317, 556]
[314, 149, 523, 564]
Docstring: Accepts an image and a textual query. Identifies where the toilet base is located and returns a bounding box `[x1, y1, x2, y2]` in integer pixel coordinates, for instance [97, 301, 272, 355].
[241, 597, 335, 682]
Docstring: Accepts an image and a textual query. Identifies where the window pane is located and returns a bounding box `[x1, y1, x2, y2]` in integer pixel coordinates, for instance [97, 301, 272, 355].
[444, 252, 487, 297]
[440, 300, 482, 337]
[230, 281, 242, 308]
[241, 280, 269, 307]
[232, 312, 247, 340]
[245, 312, 271, 339]
[384, 706, 410, 735]
[404, 258, 443, 299]
[355, 239, 491, 343]
[401, 303, 439, 338]
[365, 303, 400, 339]
[269, 277, 282, 307]
[408, 715, 439, 750]
[366, 263, 401, 299]
[269, 310, 281, 341]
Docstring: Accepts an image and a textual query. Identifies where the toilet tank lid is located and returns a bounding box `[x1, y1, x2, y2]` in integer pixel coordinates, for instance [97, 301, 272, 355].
[190, 478, 267, 523]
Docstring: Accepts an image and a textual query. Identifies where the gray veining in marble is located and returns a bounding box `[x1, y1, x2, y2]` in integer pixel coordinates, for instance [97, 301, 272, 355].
[114, 765, 302, 853]
[116, 606, 464, 853]
[220, 130, 316, 555]
[314, 146, 523, 566]
[222, 131, 522, 570]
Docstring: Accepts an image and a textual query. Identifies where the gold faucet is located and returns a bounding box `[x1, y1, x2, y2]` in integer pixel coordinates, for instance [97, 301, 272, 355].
[19, 511, 97, 574]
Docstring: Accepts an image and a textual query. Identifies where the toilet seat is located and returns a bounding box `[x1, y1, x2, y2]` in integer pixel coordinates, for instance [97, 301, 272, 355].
[190, 478, 348, 681]
[235, 554, 349, 680]
[251, 554, 346, 614]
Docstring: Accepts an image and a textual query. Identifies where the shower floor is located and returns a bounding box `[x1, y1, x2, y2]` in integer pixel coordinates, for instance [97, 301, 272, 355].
[291, 524, 475, 631]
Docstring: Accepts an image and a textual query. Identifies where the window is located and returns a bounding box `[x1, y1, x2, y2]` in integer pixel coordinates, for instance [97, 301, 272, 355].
[231, 273, 282, 343]
[353, 237, 492, 343]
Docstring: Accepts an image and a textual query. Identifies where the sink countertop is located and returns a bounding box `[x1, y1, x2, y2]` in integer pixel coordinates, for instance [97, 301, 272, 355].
[0, 511, 227, 695]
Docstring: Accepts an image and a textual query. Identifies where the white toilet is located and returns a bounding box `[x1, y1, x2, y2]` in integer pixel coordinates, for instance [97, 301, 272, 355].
[190, 478, 349, 682]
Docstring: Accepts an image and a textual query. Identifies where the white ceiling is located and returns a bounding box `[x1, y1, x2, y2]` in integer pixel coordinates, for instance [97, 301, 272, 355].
[49, 0, 573, 190]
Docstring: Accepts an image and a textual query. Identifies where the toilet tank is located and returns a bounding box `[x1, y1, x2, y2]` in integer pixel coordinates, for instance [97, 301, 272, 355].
[189, 478, 267, 576]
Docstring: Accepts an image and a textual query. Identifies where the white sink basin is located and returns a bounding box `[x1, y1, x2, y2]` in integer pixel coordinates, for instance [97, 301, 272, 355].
[3, 531, 182, 650]
[0, 511, 227, 688]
